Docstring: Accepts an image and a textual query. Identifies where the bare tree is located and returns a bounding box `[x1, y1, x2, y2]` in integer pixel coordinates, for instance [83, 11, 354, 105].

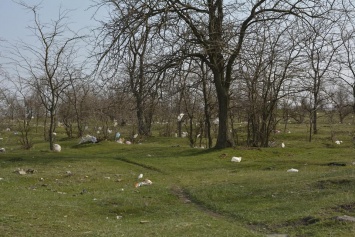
[238, 19, 304, 147]
[300, 16, 343, 140]
[11, 4, 84, 150]
[94, 0, 335, 148]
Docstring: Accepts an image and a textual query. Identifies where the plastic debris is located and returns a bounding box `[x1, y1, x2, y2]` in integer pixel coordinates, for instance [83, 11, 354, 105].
[0, 148, 5, 152]
[177, 113, 184, 122]
[138, 173, 143, 179]
[213, 118, 219, 125]
[281, 142, 285, 148]
[287, 168, 299, 172]
[135, 179, 153, 188]
[53, 144, 61, 152]
[13, 168, 36, 175]
[115, 132, 121, 140]
[79, 135, 97, 144]
[133, 134, 138, 139]
[335, 140, 343, 145]
[231, 157, 242, 162]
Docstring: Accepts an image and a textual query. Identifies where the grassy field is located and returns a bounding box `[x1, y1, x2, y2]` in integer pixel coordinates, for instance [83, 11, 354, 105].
[0, 121, 355, 237]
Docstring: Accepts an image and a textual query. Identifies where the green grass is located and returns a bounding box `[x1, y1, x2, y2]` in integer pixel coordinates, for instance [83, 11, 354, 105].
[1, 123, 355, 236]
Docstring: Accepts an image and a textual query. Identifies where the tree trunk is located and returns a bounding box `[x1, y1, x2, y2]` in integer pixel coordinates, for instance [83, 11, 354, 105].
[214, 73, 231, 149]
[201, 62, 213, 148]
[49, 109, 55, 150]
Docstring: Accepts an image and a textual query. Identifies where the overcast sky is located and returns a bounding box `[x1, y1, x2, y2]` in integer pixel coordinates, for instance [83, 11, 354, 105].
[0, 0, 105, 79]
[0, 0, 98, 40]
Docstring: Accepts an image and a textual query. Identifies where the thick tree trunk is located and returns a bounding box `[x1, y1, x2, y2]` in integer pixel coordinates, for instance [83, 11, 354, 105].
[214, 73, 231, 149]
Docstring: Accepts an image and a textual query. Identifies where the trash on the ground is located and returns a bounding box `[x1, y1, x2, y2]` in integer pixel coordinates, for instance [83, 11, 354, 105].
[0, 148, 5, 152]
[65, 171, 72, 176]
[335, 215, 355, 222]
[125, 141, 132, 145]
[231, 157, 242, 162]
[138, 173, 143, 179]
[115, 132, 121, 140]
[13, 168, 36, 175]
[0, 178, 4, 181]
[287, 168, 299, 172]
[135, 179, 153, 188]
[177, 113, 184, 122]
[140, 220, 149, 224]
[281, 142, 285, 148]
[53, 144, 61, 152]
[79, 135, 97, 144]
[335, 140, 343, 145]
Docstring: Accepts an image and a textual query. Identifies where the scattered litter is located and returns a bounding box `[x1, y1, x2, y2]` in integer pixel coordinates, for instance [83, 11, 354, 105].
[117, 138, 125, 144]
[281, 142, 285, 148]
[140, 220, 149, 224]
[13, 168, 36, 175]
[335, 140, 343, 145]
[65, 171, 72, 176]
[177, 113, 184, 122]
[79, 135, 97, 144]
[213, 118, 219, 125]
[138, 173, 143, 179]
[133, 134, 138, 139]
[53, 144, 61, 152]
[0, 148, 5, 152]
[39, 178, 44, 181]
[231, 157, 242, 162]
[334, 215, 355, 222]
[105, 177, 111, 179]
[26, 169, 36, 174]
[115, 132, 121, 140]
[116, 215, 123, 220]
[125, 141, 132, 145]
[0, 178, 4, 181]
[287, 168, 299, 172]
[135, 179, 153, 188]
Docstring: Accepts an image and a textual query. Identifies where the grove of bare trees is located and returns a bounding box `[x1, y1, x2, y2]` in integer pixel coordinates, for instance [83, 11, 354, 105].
[1, 0, 355, 149]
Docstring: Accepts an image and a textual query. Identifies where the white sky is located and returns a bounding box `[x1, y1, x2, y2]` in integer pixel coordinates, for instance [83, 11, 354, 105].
[0, 0, 105, 80]
[0, 0, 98, 40]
